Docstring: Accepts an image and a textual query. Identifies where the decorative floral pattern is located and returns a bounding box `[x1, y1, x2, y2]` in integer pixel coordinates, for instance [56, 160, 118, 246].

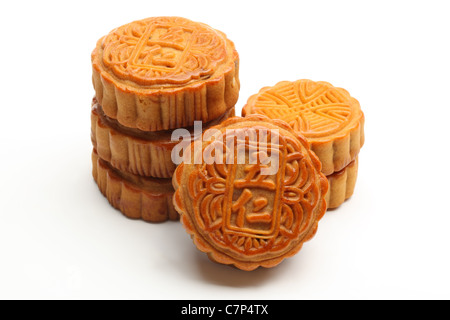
[187, 127, 323, 261]
[246, 80, 356, 138]
[101, 17, 227, 85]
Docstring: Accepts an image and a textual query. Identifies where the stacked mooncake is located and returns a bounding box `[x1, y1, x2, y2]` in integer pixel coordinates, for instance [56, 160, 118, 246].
[90, 17, 240, 222]
[242, 79, 365, 209]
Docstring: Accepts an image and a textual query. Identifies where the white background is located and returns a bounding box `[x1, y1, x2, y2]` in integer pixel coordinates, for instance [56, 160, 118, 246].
[1, 0, 449, 300]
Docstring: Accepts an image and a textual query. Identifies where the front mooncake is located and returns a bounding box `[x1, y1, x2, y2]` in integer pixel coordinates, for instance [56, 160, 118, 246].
[173, 115, 328, 270]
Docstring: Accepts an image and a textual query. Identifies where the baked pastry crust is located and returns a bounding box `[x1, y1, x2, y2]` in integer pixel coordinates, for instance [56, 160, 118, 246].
[325, 157, 359, 209]
[173, 115, 328, 270]
[92, 150, 178, 222]
[242, 80, 364, 175]
[92, 17, 240, 131]
[91, 98, 235, 178]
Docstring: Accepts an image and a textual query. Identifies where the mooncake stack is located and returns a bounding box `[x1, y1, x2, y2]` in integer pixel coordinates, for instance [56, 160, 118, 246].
[242, 79, 364, 209]
[90, 17, 240, 222]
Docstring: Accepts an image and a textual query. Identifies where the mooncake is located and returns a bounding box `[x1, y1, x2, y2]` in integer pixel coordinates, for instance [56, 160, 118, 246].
[91, 98, 235, 178]
[92, 16, 240, 132]
[325, 157, 358, 209]
[172, 115, 328, 270]
[242, 80, 364, 175]
[92, 150, 178, 222]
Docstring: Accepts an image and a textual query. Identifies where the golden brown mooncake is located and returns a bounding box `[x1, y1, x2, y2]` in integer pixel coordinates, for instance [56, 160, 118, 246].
[92, 150, 178, 222]
[325, 157, 359, 210]
[92, 16, 240, 132]
[91, 98, 235, 179]
[242, 80, 364, 175]
[172, 115, 328, 271]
